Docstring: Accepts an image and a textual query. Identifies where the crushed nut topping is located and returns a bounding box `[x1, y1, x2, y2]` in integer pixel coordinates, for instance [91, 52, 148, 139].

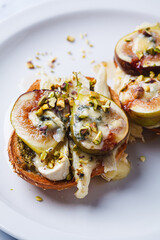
[26, 61, 35, 69]
[67, 35, 75, 42]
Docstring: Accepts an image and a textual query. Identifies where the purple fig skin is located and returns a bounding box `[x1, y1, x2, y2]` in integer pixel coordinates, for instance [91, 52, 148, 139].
[114, 51, 160, 77]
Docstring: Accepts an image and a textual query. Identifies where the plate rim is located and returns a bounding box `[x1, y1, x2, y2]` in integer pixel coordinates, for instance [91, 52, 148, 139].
[0, 0, 160, 239]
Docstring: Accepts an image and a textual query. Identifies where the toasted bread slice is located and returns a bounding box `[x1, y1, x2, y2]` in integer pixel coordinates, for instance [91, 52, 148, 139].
[8, 79, 127, 190]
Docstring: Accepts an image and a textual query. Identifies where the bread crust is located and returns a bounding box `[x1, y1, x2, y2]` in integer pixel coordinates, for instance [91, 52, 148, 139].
[8, 79, 126, 190]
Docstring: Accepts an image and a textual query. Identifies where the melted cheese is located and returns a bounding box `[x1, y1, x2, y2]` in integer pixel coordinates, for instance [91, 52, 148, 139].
[132, 33, 155, 55]
[129, 122, 144, 142]
[70, 141, 97, 199]
[102, 152, 130, 181]
[29, 110, 65, 143]
[93, 62, 111, 98]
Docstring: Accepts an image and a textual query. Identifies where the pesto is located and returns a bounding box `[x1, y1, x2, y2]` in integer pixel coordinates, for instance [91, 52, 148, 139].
[18, 137, 36, 172]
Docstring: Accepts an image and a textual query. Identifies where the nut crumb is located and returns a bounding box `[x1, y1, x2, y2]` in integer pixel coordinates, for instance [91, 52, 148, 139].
[26, 61, 35, 69]
[35, 196, 43, 202]
[139, 156, 146, 162]
[50, 57, 57, 63]
[90, 60, 95, 64]
[67, 51, 72, 55]
[67, 35, 75, 42]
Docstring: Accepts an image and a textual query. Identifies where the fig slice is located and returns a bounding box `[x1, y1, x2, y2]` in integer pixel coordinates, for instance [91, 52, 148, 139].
[11, 90, 66, 154]
[115, 24, 160, 76]
[118, 75, 160, 127]
[70, 92, 128, 155]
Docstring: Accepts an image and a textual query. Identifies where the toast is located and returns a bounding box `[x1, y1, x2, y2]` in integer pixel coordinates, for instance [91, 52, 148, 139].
[8, 79, 127, 190]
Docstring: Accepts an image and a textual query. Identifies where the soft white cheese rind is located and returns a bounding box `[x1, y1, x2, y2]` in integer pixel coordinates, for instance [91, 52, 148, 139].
[33, 140, 70, 181]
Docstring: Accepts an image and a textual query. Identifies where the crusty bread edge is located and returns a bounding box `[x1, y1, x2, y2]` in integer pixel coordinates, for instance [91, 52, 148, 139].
[8, 79, 126, 190]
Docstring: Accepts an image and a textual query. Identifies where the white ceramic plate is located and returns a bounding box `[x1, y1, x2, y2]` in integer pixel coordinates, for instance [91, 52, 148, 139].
[1, 0, 160, 239]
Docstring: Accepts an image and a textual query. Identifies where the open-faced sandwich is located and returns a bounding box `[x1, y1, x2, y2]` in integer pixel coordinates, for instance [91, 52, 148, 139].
[114, 23, 160, 132]
[8, 63, 130, 199]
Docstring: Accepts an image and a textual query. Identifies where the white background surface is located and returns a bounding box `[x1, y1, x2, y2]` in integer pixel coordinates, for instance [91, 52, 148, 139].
[0, 0, 160, 240]
[0, 1, 50, 239]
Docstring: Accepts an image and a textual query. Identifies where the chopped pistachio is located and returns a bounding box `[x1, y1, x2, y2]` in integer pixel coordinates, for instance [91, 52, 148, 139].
[90, 60, 95, 64]
[82, 55, 86, 58]
[137, 75, 144, 82]
[38, 95, 47, 106]
[48, 91, 55, 98]
[146, 48, 155, 55]
[67, 35, 75, 42]
[89, 43, 94, 47]
[50, 57, 57, 63]
[144, 85, 150, 92]
[99, 99, 107, 105]
[80, 126, 90, 136]
[157, 74, 160, 81]
[125, 39, 131, 42]
[90, 99, 98, 110]
[67, 51, 72, 55]
[139, 156, 146, 162]
[40, 152, 47, 161]
[136, 51, 143, 60]
[48, 162, 54, 169]
[90, 122, 98, 133]
[48, 97, 56, 108]
[53, 151, 60, 158]
[66, 173, 72, 181]
[155, 46, 160, 53]
[26, 61, 35, 69]
[133, 87, 144, 99]
[35, 196, 43, 202]
[101, 100, 111, 112]
[64, 113, 70, 118]
[50, 83, 60, 90]
[79, 159, 88, 164]
[93, 130, 103, 145]
[89, 78, 96, 90]
[75, 178, 79, 183]
[149, 71, 155, 78]
[68, 97, 74, 107]
[73, 144, 78, 151]
[59, 153, 64, 160]
[56, 98, 65, 109]
[78, 114, 88, 119]
[90, 91, 99, 99]
[61, 82, 69, 91]
[44, 121, 56, 129]
[36, 108, 43, 116]
[42, 104, 50, 110]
